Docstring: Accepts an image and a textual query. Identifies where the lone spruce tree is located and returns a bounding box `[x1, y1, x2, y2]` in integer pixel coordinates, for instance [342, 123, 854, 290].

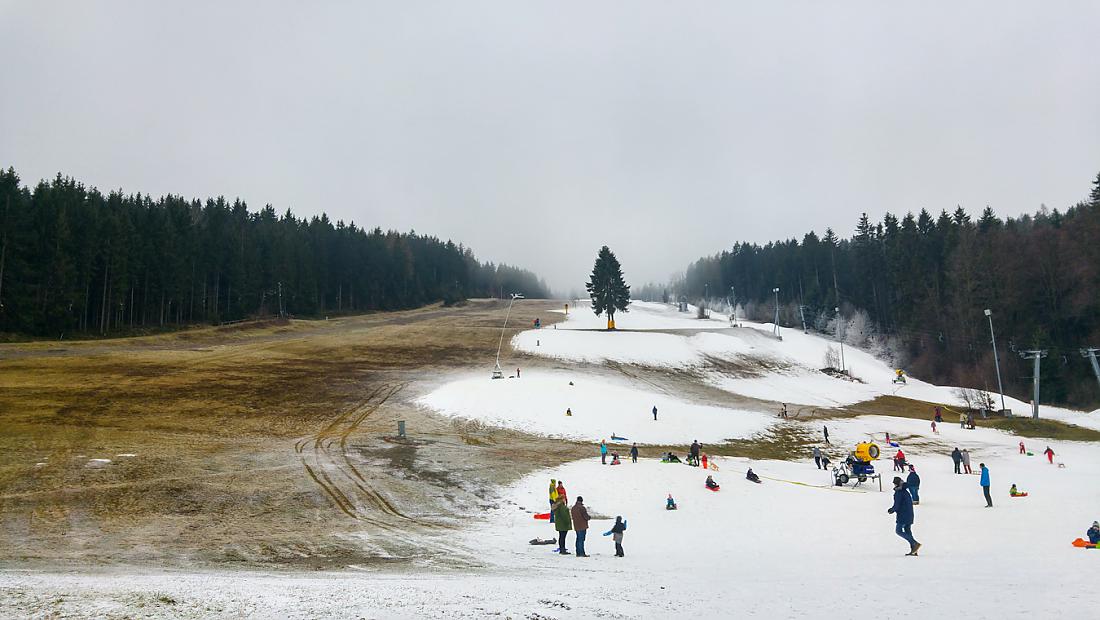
[585, 245, 630, 329]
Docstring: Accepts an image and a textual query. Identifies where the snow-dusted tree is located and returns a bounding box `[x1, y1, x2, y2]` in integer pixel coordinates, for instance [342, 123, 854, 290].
[586, 245, 631, 327]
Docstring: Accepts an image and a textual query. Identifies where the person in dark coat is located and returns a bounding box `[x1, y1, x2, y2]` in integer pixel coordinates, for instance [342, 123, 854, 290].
[887, 476, 921, 555]
[570, 497, 590, 557]
[630, 443, 639, 464]
[951, 447, 962, 474]
[652, 405, 658, 421]
[812, 446, 822, 469]
[608, 516, 627, 557]
[553, 497, 572, 554]
[745, 468, 761, 483]
[689, 440, 701, 466]
[906, 465, 921, 504]
[1088, 521, 1100, 545]
[823, 425, 830, 444]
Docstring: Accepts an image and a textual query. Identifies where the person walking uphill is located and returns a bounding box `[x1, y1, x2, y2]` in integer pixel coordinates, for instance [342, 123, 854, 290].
[980, 463, 992, 507]
[906, 465, 921, 505]
[570, 497, 590, 557]
[888, 476, 921, 556]
[951, 448, 962, 475]
[553, 496, 573, 554]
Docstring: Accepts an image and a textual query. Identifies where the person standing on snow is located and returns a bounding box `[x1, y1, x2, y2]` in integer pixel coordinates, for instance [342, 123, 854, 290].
[1019, 441, 1026, 455]
[888, 476, 921, 556]
[980, 463, 992, 507]
[894, 449, 906, 471]
[570, 497, 590, 557]
[652, 405, 658, 421]
[962, 449, 972, 474]
[548, 479, 558, 524]
[606, 516, 628, 557]
[600, 440, 608, 465]
[630, 443, 639, 463]
[823, 425, 830, 444]
[951, 447, 963, 474]
[553, 496, 573, 554]
[812, 446, 822, 469]
[556, 481, 567, 505]
[906, 465, 921, 505]
[1043, 446, 1055, 464]
[689, 440, 701, 466]
[959, 411, 966, 428]
[701, 453, 708, 470]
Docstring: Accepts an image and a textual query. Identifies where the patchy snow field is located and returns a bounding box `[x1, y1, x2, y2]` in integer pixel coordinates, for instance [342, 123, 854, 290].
[418, 371, 772, 444]
[6, 414, 1097, 618]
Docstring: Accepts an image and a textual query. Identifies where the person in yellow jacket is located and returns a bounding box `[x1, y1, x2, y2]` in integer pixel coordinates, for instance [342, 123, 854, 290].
[548, 479, 558, 523]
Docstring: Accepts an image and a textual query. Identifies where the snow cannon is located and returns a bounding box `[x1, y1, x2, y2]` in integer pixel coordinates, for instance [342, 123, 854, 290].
[833, 442, 879, 486]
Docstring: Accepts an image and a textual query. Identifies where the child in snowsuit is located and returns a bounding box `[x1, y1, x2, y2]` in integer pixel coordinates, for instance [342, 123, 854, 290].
[610, 452, 621, 465]
[705, 475, 720, 490]
[1044, 446, 1055, 464]
[1088, 521, 1100, 545]
[607, 516, 627, 557]
[1019, 441, 1026, 455]
[746, 468, 761, 483]
[666, 494, 677, 510]
[1009, 484, 1027, 497]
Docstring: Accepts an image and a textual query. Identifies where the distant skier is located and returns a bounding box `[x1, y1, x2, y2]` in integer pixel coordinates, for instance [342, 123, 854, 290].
[823, 425, 830, 444]
[888, 476, 921, 556]
[812, 446, 822, 469]
[600, 440, 608, 465]
[962, 449, 972, 474]
[630, 443, 639, 464]
[906, 465, 921, 505]
[652, 405, 658, 421]
[745, 468, 761, 484]
[570, 497, 590, 557]
[980, 463, 992, 507]
[951, 447, 963, 475]
[1043, 446, 1055, 464]
[553, 496, 573, 554]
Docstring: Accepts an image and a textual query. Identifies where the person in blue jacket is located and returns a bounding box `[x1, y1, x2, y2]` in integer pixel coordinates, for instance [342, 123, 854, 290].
[1088, 521, 1100, 545]
[979, 463, 992, 507]
[887, 476, 921, 556]
[906, 465, 921, 505]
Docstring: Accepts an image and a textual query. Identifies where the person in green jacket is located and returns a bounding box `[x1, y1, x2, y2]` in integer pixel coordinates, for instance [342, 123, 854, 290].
[553, 497, 573, 554]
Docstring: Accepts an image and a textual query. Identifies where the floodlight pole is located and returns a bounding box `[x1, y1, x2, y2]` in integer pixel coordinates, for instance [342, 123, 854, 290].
[493, 293, 523, 378]
[772, 287, 780, 338]
[984, 309, 1007, 414]
[835, 306, 846, 374]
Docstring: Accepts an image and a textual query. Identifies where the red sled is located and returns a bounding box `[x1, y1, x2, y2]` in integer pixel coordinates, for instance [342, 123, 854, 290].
[1072, 538, 1097, 548]
[1010, 493, 1029, 498]
[705, 486, 721, 492]
[533, 512, 551, 520]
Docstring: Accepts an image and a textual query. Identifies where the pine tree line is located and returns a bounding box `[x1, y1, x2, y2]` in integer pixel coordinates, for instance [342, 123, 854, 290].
[678, 172, 1100, 408]
[0, 168, 548, 337]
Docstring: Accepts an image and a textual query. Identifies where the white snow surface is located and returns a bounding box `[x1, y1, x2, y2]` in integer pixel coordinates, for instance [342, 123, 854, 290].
[418, 371, 772, 444]
[9, 415, 1097, 618]
[512, 300, 1100, 430]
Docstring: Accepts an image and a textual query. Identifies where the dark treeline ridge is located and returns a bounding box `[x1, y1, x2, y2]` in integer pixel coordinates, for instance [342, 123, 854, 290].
[0, 168, 548, 338]
[678, 172, 1100, 409]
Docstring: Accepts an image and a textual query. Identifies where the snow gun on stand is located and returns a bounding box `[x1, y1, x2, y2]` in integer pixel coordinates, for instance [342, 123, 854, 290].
[833, 442, 880, 488]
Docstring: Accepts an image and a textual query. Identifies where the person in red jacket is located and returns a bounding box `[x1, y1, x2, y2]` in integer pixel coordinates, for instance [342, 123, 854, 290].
[1043, 446, 1055, 464]
[1019, 441, 1026, 455]
[894, 449, 906, 471]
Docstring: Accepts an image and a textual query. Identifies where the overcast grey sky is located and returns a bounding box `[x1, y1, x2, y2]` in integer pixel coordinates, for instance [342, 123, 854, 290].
[2, 2, 1099, 293]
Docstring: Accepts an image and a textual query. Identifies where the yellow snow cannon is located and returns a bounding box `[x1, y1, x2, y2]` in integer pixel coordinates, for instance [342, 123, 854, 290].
[854, 442, 880, 462]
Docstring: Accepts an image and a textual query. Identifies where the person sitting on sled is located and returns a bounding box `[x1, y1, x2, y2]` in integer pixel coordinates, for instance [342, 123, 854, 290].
[705, 475, 720, 490]
[610, 452, 621, 465]
[1088, 521, 1100, 545]
[1009, 483, 1027, 497]
[662, 452, 681, 463]
[666, 494, 677, 510]
[746, 468, 761, 483]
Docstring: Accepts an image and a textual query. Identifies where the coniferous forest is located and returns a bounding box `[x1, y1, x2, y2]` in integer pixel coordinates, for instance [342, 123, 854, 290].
[0, 168, 548, 338]
[678, 172, 1100, 409]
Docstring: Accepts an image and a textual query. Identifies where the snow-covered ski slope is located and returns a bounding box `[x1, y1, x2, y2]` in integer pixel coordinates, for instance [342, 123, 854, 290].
[507, 300, 1099, 430]
[471, 416, 1100, 617]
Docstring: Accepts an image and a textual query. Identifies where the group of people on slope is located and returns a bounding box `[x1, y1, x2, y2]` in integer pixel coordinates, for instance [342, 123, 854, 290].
[950, 447, 973, 474]
[811, 446, 832, 470]
[549, 479, 627, 557]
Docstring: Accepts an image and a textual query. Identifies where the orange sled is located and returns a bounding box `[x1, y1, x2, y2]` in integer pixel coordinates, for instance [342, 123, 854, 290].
[1071, 538, 1097, 548]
